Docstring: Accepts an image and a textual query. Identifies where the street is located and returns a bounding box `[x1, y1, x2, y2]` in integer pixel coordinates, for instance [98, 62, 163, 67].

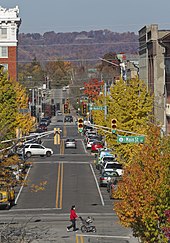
[0, 116, 137, 243]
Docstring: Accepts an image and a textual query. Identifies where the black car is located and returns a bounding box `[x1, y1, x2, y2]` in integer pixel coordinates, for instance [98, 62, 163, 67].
[64, 115, 73, 123]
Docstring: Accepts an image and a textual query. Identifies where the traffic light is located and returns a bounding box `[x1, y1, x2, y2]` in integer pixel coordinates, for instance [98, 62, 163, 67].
[64, 103, 68, 113]
[51, 104, 56, 116]
[111, 119, 117, 130]
[31, 105, 36, 117]
[82, 103, 87, 115]
[78, 118, 84, 133]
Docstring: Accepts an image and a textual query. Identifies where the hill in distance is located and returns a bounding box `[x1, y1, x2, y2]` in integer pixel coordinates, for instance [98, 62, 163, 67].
[18, 29, 139, 64]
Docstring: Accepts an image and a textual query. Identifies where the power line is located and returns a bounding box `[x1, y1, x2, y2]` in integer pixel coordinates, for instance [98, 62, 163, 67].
[18, 42, 139, 47]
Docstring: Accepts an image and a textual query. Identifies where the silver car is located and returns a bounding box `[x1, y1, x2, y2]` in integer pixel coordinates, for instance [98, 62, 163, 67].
[99, 171, 119, 187]
[65, 138, 77, 149]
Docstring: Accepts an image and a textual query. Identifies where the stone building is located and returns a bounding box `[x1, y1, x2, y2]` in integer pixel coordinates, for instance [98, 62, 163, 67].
[0, 6, 21, 80]
[139, 24, 170, 134]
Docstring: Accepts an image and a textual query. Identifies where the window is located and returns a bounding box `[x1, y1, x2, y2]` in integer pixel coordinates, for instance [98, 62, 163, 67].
[0, 64, 8, 72]
[30, 145, 43, 149]
[0, 28, 7, 39]
[0, 47, 8, 57]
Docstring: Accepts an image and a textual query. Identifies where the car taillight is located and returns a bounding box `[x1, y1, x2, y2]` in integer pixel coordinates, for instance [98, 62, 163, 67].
[100, 178, 104, 180]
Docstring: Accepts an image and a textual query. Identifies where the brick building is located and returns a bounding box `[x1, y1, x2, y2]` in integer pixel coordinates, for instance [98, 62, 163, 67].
[0, 6, 21, 81]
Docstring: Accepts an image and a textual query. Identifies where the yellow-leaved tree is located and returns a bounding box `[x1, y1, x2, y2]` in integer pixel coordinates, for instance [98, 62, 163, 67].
[114, 125, 170, 243]
[0, 67, 34, 148]
[92, 77, 153, 164]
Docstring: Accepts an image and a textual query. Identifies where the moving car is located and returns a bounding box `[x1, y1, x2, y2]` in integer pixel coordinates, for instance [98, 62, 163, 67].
[64, 115, 73, 123]
[40, 117, 51, 125]
[57, 119, 63, 123]
[57, 111, 62, 116]
[65, 138, 77, 149]
[38, 123, 48, 132]
[99, 171, 119, 187]
[23, 143, 53, 158]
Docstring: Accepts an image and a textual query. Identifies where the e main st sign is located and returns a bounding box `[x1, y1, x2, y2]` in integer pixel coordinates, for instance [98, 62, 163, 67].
[117, 135, 145, 144]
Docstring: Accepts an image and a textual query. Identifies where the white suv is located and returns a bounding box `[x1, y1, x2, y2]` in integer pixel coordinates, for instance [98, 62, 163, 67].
[101, 162, 123, 176]
[23, 143, 53, 158]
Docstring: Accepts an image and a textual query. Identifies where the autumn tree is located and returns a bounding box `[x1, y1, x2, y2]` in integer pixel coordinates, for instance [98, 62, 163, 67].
[45, 60, 72, 88]
[114, 125, 170, 243]
[0, 68, 34, 147]
[83, 78, 104, 101]
[18, 57, 45, 88]
[92, 77, 153, 164]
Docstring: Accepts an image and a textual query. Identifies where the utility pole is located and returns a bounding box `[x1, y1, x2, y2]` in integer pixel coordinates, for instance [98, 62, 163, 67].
[104, 81, 107, 120]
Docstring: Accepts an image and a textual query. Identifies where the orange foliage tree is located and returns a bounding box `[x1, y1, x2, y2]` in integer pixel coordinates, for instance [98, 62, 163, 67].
[114, 125, 170, 243]
[83, 78, 104, 101]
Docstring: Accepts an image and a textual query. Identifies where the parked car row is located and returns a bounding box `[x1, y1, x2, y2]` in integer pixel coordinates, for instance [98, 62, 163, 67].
[95, 147, 123, 200]
[83, 125, 104, 152]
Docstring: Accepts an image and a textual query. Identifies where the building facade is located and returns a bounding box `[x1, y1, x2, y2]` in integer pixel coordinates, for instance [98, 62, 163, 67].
[0, 6, 21, 81]
[139, 24, 170, 134]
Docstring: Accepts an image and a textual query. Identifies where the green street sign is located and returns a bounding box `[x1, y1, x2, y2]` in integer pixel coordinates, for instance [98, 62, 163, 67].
[89, 106, 105, 111]
[117, 135, 145, 144]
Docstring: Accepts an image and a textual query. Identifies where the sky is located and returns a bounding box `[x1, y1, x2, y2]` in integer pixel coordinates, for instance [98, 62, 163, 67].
[1, 0, 170, 34]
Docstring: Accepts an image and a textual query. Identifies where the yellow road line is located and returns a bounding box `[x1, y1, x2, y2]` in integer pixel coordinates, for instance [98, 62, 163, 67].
[76, 235, 84, 243]
[60, 139, 64, 155]
[80, 235, 84, 243]
[59, 162, 63, 209]
[56, 163, 63, 209]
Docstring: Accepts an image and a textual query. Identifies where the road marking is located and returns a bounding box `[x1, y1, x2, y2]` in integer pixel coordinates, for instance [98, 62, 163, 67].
[90, 164, 105, 206]
[15, 165, 32, 204]
[81, 140, 88, 154]
[60, 139, 64, 155]
[31, 161, 92, 164]
[76, 235, 84, 243]
[56, 163, 63, 209]
[76, 234, 130, 239]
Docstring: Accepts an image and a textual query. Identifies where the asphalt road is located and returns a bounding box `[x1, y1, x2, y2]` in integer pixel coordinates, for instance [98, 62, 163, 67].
[0, 115, 138, 243]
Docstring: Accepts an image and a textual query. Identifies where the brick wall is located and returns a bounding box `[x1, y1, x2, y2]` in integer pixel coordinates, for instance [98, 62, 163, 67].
[0, 46, 17, 81]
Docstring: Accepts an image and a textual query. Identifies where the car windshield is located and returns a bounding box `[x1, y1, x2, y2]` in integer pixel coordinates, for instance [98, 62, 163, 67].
[66, 138, 75, 142]
[103, 157, 115, 162]
[106, 163, 123, 169]
[102, 171, 118, 177]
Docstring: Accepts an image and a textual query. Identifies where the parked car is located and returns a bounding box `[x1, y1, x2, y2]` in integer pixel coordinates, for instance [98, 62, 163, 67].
[65, 138, 77, 149]
[99, 171, 119, 187]
[101, 162, 123, 176]
[96, 152, 115, 171]
[22, 143, 53, 158]
[86, 138, 98, 149]
[91, 141, 104, 153]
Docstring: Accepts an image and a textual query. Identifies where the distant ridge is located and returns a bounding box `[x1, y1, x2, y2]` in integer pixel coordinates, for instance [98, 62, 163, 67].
[18, 29, 139, 64]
